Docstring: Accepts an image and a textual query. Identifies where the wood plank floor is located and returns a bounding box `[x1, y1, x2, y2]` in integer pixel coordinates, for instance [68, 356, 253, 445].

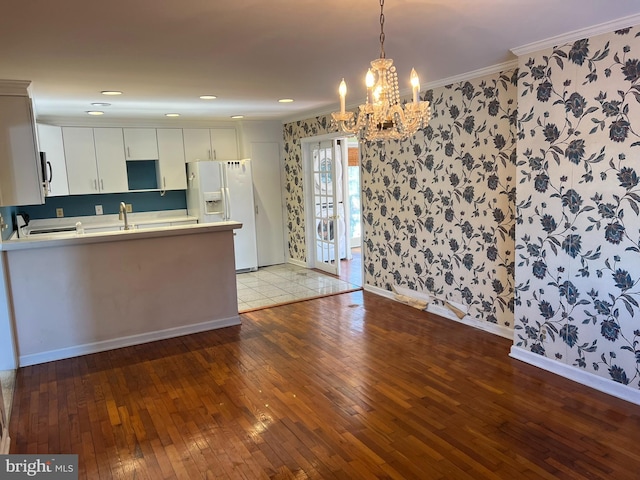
[9, 291, 640, 479]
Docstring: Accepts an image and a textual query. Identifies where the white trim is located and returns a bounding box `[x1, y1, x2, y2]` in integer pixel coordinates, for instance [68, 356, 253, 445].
[424, 60, 518, 90]
[287, 258, 307, 268]
[510, 346, 640, 406]
[365, 284, 513, 339]
[18, 316, 241, 367]
[511, 14, 640, 56]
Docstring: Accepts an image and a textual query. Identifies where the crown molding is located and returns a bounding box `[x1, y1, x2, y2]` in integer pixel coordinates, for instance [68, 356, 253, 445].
[280, 60, 519, 125]
[0, 79, 31, 96]
[511, 14, 640, 56]
[424, 60, 518, 90]
[36, 115, 241, 129]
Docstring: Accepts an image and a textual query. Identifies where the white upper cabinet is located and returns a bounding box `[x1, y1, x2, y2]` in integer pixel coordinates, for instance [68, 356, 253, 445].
[156, 129, 187, 190]
[93, 128, 129, 193]
[123, 128, 158, 160]
[63, 127, 128, 194]
[182, 129, 212, 162]
[0, 81, 44, 207]
[210, 128, 238, 160]
[183, 128, 238, 162]
[36, 124, 69, 197]
[63, 127, 99, 195]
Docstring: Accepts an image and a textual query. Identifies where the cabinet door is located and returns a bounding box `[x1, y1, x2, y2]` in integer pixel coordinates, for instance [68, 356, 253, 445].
[210, 128, 238, 160]
[182, 129, 212, 162]
[37, 124, 69, 197]
[63, 127, 99, 195]
[157, 129, 187, 190]
[0, 95, 43, 206]
[94, 128, 128, 193]
[123, 128, 158, 160]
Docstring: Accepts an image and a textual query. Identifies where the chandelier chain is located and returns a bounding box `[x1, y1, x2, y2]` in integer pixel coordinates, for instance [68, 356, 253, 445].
[379, 0, 385, 59]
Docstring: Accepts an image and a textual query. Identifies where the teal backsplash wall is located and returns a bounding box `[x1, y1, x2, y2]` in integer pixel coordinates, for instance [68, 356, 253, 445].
[0, 206, 16, 240]
[17, 190, 187, 220]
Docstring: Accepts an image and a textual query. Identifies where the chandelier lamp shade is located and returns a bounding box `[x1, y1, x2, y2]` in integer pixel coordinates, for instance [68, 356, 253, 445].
[331, 0, 431, 142]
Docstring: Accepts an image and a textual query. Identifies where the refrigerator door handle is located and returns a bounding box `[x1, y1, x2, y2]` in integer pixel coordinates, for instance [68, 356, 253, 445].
[224, 187, 232, 220]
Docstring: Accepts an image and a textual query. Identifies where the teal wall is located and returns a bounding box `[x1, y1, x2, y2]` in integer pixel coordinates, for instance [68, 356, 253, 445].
[0, 206, 16, 240]
[17, 190, 186, 220]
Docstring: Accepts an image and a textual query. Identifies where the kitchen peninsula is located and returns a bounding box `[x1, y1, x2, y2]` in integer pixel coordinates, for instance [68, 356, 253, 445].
[0, 221, 242, 366]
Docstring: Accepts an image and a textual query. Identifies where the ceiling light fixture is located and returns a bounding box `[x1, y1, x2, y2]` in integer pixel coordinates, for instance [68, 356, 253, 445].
[101, 90, 122, 96]
[231, 115, 244, 119]
[278, 98, 294, 103]
[86, 111, 104, 116]
[331, 0, 431, 142]
[199, 95, 217, 100]
[91, 102, 111, 107]
[165, 113, 180, 117]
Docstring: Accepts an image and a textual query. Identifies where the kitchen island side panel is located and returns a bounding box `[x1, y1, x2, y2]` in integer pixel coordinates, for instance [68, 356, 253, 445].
[6, 229, 239, 364]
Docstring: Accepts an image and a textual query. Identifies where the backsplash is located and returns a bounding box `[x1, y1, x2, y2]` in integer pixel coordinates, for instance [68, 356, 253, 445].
[17, 190, 186, 221]
[0, 206, 15, 241]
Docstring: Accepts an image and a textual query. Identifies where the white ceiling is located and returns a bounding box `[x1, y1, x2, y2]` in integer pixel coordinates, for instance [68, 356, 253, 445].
[2, 0, 640, 123]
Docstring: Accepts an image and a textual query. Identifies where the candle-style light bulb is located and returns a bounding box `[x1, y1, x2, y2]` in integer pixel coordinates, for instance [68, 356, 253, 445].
[339, 79, 347, 114]
[410, 68, 420, 103]
[365, 69, 375, 104]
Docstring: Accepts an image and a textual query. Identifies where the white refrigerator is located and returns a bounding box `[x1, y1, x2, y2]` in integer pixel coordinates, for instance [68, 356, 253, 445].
[186, 160, 258, 272]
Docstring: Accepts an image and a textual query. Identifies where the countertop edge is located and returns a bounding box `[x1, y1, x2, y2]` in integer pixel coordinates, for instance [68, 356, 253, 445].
[0, 221, 243, 251]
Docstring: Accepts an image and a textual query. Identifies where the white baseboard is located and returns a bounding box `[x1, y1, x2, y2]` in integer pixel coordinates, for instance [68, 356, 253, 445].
[287, 258, 307, 268]
[364, 284, 513, 339]
[19, 316, 241, 367]
[510, 346, 640, 406]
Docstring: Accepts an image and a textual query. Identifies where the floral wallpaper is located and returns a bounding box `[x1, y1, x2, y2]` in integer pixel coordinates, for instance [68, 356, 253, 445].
[514, 26, 640, 390]
[283, 69, 518, 329]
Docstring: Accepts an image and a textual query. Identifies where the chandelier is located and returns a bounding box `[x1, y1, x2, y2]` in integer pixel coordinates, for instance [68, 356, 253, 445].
[331, 0, 431, 142]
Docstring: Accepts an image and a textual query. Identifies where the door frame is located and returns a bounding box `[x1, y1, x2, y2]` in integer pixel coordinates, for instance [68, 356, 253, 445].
[301, 132, 361, 278]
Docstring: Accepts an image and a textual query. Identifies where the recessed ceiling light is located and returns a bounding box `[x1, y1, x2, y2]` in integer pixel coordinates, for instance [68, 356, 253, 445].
[199, 95, 217, 100]
[86, 111, 104, 116]
[101, 90, 122, 96]
[165, 113, 180, 117]
[91, 102, 111, 107]
[278, 98, 294, 103]
[231, 115, 244, 119]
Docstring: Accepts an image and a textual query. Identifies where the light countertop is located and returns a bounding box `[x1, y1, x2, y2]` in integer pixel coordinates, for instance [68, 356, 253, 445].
[0, 220, 242, 251]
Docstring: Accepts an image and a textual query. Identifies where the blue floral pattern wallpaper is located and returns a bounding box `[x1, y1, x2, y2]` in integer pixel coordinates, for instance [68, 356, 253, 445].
[284, 69, 518, 330]
[515, 26, 640, 390]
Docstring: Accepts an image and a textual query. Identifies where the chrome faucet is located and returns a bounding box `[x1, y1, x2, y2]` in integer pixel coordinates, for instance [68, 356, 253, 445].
[119, 202, 131, 230]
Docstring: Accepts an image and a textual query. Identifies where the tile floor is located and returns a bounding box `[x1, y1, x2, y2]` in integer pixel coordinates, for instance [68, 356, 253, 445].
[237, 263, 360, 312]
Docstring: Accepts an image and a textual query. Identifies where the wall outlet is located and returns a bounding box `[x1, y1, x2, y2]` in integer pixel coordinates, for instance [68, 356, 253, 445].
[95, 205, 103, 215]
[56, 208, 64, 218]
[125, 204, 132, 213]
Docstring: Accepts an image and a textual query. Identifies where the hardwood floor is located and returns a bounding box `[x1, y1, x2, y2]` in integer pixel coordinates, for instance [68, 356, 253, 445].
[9, 291, 640, 479]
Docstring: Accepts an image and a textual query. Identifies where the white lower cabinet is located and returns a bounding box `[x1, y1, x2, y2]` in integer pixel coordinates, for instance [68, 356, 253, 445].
[157, 129, 187, 190]
[63, 127, 128, 194]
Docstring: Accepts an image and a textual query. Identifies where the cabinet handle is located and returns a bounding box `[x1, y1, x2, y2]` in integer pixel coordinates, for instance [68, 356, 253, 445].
[213, 149, 217, 160]
[163, 177, 166, 188]
[208, 149, 212, 160]
[127, 146, 131, 158]
[101, 179, 104, 190]
[94, 179, 98, 191]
